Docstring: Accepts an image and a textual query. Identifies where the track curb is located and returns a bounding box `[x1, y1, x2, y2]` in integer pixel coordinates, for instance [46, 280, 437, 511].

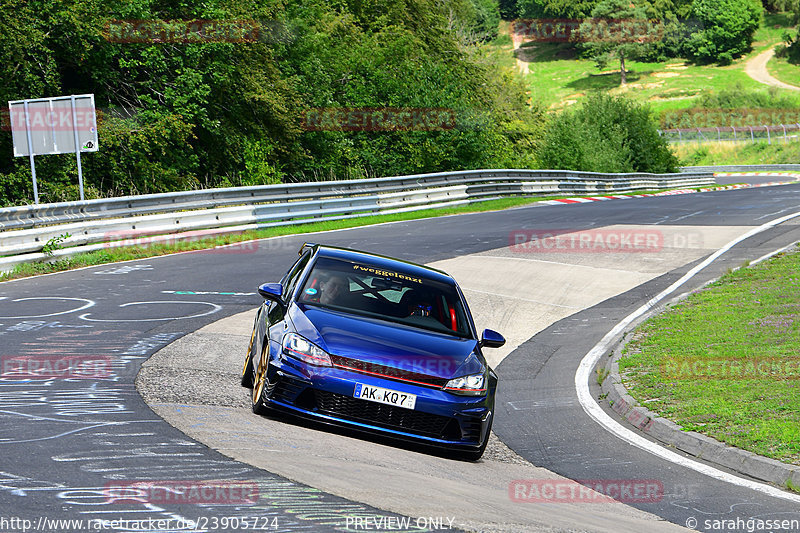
[599, 297, 800, 492]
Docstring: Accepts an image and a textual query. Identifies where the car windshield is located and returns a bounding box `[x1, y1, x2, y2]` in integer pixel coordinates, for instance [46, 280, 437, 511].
[297, 257, 472, 338]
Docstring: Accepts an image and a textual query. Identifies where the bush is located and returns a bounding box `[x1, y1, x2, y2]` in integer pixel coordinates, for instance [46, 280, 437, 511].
[536, 94, 679, 173]
[780, 28, 800, 64]
[684, 0, 762, 64]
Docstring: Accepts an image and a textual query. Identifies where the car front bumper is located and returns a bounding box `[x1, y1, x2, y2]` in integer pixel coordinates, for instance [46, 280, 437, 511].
[264, 356, 494, 450]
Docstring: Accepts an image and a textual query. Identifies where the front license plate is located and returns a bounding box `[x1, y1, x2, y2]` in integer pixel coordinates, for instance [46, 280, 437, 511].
[353, 383, 417, 410]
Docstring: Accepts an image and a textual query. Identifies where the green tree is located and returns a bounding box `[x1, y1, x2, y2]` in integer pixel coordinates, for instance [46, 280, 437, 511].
[498, 0, 520, 19]
[536, 94, 679, 173]
[0, 0, 537, 205]
[578, 0, 659, 84]
[779, 1, 800, 62]
[684, 0, 762, 64]
[761, 0, 799, 12]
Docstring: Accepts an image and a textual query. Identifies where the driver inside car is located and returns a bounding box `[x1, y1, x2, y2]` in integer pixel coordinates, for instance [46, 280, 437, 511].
[319, 273, 349, 305]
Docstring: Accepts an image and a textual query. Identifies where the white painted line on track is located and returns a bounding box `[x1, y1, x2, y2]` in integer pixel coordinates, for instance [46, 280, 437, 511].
[575, 210, 800, 504]
[79, 301, 222, 322]
[0, 297, 95, 319]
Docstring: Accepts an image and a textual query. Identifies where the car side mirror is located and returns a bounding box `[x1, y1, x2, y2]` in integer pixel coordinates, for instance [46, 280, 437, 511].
[258, 283, 285, 305]
[480, 329, 505, 349]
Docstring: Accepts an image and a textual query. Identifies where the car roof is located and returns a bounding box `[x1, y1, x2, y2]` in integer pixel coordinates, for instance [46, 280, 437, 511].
[309, 244, 455, 285]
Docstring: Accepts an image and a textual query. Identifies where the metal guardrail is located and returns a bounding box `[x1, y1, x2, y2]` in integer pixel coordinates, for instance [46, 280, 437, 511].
[681, 164, 800, 173]
[0, 169, 715, 273]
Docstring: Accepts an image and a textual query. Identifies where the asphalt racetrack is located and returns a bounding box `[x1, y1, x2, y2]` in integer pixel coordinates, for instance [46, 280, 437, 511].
[1, 178, 800, 532]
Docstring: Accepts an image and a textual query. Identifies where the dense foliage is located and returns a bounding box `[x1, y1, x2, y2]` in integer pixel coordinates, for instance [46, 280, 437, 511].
[0, 0, 540, 206]
[779, 1, 800, 62]
[683, 0, 763, 64]
[510, 0, 764, 65]
[536, 94, 679, 173]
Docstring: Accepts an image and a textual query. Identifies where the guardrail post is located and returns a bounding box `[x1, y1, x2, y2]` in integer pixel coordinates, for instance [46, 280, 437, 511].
[749, 126, 754, 143]
[765, 125, 771, 145]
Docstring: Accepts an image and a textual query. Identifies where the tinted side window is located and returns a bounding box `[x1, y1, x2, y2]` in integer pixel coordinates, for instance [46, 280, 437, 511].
[283, 251, 312, 301]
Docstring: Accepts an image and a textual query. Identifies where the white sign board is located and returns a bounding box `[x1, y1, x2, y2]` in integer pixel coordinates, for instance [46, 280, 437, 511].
[9, 94, 98, 157]
[7, 94, 98, 203]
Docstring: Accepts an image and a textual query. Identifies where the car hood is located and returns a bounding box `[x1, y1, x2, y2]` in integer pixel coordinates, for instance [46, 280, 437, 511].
[290, 304, 483, 380]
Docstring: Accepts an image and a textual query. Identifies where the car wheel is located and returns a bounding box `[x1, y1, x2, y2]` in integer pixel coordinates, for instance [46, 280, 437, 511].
[251, 344, 271, 415]
[241, 328, 256, 388]
[463, 414, 492, 461]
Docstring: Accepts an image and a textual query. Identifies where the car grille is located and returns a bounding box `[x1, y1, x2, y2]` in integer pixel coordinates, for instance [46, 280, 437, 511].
[329, 355, 449, 388]
[314, 390, 454, 439]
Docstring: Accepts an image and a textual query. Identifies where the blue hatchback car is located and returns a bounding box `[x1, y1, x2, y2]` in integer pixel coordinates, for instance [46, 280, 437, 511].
[242, 243, 505, 459]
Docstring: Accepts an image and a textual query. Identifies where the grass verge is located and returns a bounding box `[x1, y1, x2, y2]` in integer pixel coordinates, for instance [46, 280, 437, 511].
[619, 248, 800, 466]
[487, 14, 799, 117]
[675, 140, 800, 166]
[767, 51, 800, 89]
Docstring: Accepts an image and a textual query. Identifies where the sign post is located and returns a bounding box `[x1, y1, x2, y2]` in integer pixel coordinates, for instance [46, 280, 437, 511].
[22, 100, 39, 204]
[8, 94, 98, 204]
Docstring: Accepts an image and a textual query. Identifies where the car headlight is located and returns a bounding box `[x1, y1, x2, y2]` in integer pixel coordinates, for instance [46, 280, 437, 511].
[282, 333, 332, 367]
[444, 373, 486, 396]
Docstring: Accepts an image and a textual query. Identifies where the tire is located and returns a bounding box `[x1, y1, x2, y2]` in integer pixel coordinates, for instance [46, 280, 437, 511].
[251, 344, 271, 415]
[241, 328, 256, 388]
[251, 369, 269, 415]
